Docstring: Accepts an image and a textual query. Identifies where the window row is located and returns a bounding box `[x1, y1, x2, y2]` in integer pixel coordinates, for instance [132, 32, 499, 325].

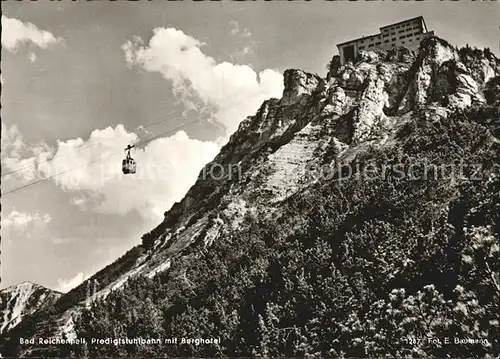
[362, 29, 422, 44]
[398, 27, 421, 34]
[360, 36, 381, 44]
[358, 35, 423, 50]
[385, 20, 419, 32]
[399, 32, 422, 39]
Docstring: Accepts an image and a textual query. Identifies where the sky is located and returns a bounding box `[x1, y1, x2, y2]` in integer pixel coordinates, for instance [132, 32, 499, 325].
[1, 0, 499, 292]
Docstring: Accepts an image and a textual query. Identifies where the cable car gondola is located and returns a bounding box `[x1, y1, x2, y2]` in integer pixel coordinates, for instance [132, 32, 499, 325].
[122, 144, 136, 174]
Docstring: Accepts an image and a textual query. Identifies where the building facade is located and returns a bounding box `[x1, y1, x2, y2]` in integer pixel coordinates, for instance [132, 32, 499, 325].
[337, 16, 434, 64]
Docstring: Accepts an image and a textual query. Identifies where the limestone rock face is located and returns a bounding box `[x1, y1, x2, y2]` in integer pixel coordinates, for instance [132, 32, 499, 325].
[116, 37, 500, 285]
[385, 47, 416, 63]
[358, 50, 381, 64]
[281, 69, 321, 106]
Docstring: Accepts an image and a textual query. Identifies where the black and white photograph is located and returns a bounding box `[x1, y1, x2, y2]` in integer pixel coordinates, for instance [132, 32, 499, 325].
[1, 0, 499, 357]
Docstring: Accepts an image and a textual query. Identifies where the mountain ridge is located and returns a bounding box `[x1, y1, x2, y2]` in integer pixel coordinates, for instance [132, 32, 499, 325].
[0, 281, 61, 336]
[2, 36, 499, 357]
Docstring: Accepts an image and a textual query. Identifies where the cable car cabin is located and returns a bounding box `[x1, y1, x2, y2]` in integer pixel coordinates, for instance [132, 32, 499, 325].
[122, 144, 136, 174]
[122, 158, 136, 174]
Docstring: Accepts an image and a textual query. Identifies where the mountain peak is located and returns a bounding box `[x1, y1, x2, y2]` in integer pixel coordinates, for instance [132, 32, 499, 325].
[1, 281, 61, 335]
[281, 69, 322, 106]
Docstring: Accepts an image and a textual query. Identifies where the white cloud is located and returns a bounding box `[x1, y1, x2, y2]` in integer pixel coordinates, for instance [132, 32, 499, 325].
[229, 21, 254, 62]
[230, 20, 240, 36]
[1, 123, 54, 182]
[1, 15, 63, 53]
[71, 196, 87, 207]
[122, 27, 283, 138]
[6, 124, 217, 220]
[1, 209, 51, 230]
[1, 124, 25, 156]
[56, 272, 87, 293]
[28, 52, 37, 63]
[2, 122, 220, 221]
[230, 20, 252, 38]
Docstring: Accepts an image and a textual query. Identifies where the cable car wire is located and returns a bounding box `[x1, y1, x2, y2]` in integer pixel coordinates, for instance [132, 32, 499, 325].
[2, 155, 115, 197]
[1, 108, 183, 178]
[2, 90, 242, 179]
[2, 90, 242, 178]
[2, 104, 233, 197]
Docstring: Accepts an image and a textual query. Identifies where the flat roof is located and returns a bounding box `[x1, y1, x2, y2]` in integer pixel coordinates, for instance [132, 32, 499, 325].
[337, 33, 379, 47]
[336, 16, 426, 48]
[380, 16, 424, 30]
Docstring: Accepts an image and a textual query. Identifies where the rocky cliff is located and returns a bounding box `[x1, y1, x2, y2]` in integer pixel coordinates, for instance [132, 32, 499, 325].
[2, 37, 499, 357]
